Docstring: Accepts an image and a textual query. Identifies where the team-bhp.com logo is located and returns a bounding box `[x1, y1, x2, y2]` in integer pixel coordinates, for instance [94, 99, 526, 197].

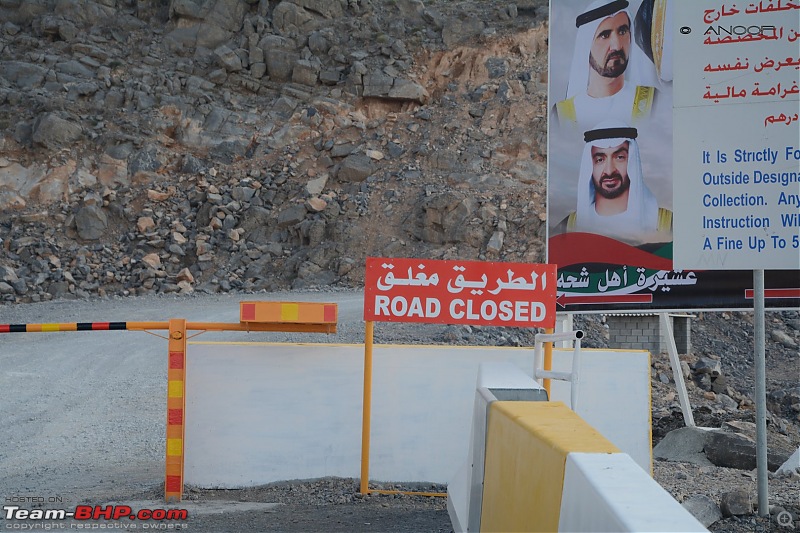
[4, 504, 188, 522]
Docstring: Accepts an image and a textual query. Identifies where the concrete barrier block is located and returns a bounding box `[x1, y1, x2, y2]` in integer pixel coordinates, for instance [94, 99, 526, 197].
[480, 402, 618, 533]
[559, 453, 707, 532]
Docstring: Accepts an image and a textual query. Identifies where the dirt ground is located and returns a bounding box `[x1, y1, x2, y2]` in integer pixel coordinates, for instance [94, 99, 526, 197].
[179, 479, 452, 533]
[184, 496, 452, 532]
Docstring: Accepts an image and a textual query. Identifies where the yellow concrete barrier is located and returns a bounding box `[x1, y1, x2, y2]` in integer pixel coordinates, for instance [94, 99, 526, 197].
[480, 401, 619, 532]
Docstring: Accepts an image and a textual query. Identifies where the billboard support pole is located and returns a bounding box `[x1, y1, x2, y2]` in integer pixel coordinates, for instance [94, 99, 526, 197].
[754, 269, 768, 516]
[659, 314, 695, 427]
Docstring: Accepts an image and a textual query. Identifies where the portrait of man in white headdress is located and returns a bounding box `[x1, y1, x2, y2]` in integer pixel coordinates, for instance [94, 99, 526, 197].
[552, 121, 672, 245]
[553, 0, 664, 132]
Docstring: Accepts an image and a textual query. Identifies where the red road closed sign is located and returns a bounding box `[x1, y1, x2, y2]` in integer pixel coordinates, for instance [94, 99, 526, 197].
[364, 257, 556, 328]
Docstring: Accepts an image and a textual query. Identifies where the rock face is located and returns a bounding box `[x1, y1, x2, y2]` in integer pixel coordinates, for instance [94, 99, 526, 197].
[0, 0, 551, 302]
[0, 0, 798, 467]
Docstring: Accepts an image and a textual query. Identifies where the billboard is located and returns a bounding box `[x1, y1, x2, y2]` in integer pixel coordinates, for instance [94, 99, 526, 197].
[364, 257, 556, 328]
[546, 0, 799, 311]
[672, 2, 800, 270]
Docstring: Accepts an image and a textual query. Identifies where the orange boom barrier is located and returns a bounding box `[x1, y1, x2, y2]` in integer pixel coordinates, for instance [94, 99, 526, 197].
[1, 301, 337, 502]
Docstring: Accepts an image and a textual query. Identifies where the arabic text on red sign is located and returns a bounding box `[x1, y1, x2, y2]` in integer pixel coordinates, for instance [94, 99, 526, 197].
[363, 257, 557, 328]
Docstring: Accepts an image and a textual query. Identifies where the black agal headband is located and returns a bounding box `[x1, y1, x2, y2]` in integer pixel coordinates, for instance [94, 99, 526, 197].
[576, 0, 629, 27]
[584, 127, 638, 143]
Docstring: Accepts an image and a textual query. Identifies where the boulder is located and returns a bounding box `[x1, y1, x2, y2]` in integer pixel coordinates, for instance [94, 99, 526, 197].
[266, 50, 299, 82]
[771, 329, 798, 348]
[362, 70, 394, 97]
[306, 175, 328, 196]
[486, 230, 504, 254]
[704, 430, 790, 472]
[0, 266, 20, 284]
[292, 59, 319, 86]
[694, 357, 722, 376]
[128, 146, 164, 176]
[0, 61, 47, 89]
[387, 79, 428, 103]
[214, 44, 243, 72]
[140, 253, 162, 270]
[277, 204, 307, 228]
[74, 205, 108, 241]
[31, 113, 83, 149]
[337, 154, 374, 183]
[137, 217, 156, 233]
[272, 1, 315, 34]
[652, 427, 714, 466]
[719, 490, 753, 517]
[308, 31, 330, 55]
[681, 494, 722, 527]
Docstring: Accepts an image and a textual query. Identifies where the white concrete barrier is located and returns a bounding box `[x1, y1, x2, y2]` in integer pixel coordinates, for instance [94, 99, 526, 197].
[549, 347, 652, 472]
[777, 447, 799, 475]
[454, 400, 706, 532]
[447, 360, 705, 532]
[559, 453, 707, 532]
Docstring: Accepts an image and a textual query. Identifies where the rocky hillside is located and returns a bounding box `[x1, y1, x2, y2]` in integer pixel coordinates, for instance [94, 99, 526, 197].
[0, 0, 550, 301]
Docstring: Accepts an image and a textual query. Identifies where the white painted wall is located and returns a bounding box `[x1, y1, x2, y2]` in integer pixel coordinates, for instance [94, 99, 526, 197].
[185, 343, 535, 487]
[184, 343, 651, 487]
[549, 348, 653, 471]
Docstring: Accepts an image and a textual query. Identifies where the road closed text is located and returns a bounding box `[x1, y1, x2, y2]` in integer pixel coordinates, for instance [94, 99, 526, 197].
[364, 257, 556, 327]
[373, 295, 547, 323]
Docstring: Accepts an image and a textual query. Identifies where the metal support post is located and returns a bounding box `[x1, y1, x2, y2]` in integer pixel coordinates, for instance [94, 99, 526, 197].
[754, 270, 768, 516]
[360, 321, 374, 495]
